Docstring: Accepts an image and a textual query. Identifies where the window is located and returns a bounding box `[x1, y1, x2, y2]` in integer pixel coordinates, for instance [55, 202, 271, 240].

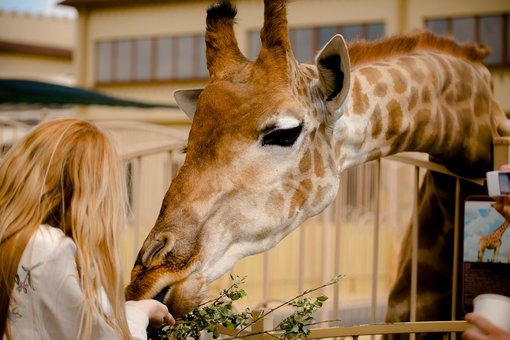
[135, 39, 152, 81]
[95, 34, 208, 84]
[96, 41, 112, 83]
[426, 14, 510, 67]
[248, 23, 385, 63]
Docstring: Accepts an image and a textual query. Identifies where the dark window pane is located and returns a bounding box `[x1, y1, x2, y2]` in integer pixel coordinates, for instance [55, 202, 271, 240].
[480, 16, 503, 65]
[176, 36, 194, 79]
[291, 28, 313, 63]
[319, 26, 338, 49]
[156, 37, 172, 80]
[452, 17, 475, 43]
[97, 41, 112, 83]
[426, 19, 448, 35]
[249, 31, 261, 60]
[341, 24, 363, 42]
[367, 23, 385, 40]
[115, 40, 132, 81]
[136, 39, 152, 81]
[197, 35, 208, 78]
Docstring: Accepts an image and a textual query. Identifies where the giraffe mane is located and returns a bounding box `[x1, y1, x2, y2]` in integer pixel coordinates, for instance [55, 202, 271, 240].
[347, 30, 490, 68]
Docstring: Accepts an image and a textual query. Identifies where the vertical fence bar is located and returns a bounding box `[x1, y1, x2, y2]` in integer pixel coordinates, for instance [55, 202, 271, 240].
[320, 208, 331, 322]
[262, 252, 269, 306]
[451, 177, 461, 340]
[298, 226, 306, 295]
[332, 173, 344, 325]
[410, 166, 420, 340]
[131, 156, 142, 258]
[371, 160, 381, 325]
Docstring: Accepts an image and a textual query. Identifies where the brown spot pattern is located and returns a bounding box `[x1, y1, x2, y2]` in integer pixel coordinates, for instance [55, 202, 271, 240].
[412, 108, 432, 148]
[386, 99, 403, 140]
[371, 104, 383, 139]
[374, 82, 388, 97]
[456, 72, 473, 102]
[474, 88, 488, 117]
[299, 150, 312, 173]
[313, 148, 325, 178]
[421, 86, 431, 103]
[360, 67, 383, 85]
[408, 87, 419, 111]
[388, 68, 408, 94]
[288, 179, 312, 219]
[352, 77, 370, 115]
[435, 55, 453, 92]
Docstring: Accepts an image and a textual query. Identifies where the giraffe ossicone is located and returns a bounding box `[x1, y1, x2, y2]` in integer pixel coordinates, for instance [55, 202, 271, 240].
[125, 0, 510, 318]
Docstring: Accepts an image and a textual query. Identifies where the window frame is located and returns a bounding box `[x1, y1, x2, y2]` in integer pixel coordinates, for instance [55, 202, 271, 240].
[95, 33, 208, 85]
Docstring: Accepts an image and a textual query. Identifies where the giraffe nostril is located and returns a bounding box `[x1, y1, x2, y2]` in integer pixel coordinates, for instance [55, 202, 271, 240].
[141, 231, 175, 267]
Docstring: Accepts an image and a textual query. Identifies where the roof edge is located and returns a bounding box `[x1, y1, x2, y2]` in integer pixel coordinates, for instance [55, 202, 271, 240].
[0, 40, 72, 59]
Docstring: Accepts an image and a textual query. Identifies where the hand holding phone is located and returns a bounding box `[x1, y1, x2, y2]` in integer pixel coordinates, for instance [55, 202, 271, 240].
[487, 171, 510, 197]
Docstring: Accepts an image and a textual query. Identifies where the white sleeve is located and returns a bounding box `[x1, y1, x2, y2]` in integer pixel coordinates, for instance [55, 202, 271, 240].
[12, 226, 148, 340]
[37, 237, 121, 339]
[125, 302, 150, 340]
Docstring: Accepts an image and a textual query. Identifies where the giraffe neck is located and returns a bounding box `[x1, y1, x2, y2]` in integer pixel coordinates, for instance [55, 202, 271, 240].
[334, 52, 494, 175]
[494, 221, 509, 239]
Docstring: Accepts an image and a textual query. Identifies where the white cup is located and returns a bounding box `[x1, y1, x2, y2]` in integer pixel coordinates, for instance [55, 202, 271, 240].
[473, 294, 510, 333]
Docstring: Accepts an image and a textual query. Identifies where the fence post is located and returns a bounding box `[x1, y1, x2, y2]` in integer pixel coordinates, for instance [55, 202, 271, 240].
[247, 310, 273, 339]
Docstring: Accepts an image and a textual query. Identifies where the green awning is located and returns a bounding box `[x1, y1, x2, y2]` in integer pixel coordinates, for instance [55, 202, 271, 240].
[0, 79, 178, 109]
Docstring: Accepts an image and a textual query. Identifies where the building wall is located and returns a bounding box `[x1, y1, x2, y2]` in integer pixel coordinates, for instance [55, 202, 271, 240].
[0, 11, 74, 48]
[0, 11, 74, 84]
[0, 53, 73, 83]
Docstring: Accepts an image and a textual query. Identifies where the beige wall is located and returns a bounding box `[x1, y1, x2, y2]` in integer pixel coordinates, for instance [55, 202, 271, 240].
[0, 53, 73, 83]
[0, 11, 74, 48]
[0, 11, 75, 84]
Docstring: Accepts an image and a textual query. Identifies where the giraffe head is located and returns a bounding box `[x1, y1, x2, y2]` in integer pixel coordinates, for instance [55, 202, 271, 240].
[125, 0, 351, 316]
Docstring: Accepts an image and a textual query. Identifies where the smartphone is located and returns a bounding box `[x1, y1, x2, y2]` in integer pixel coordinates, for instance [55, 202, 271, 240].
[487, 171, 510, 197]
[460, 195, 510, 313]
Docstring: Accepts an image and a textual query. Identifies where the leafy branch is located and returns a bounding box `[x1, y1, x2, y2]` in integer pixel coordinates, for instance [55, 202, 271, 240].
[148, 274, 343, 340]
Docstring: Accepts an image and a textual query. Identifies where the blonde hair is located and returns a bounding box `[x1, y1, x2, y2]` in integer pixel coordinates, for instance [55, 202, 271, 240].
[0, 118, 131, 339]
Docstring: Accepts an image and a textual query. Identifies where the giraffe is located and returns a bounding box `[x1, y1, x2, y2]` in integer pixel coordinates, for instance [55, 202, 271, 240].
[125, 0, 510, 320]
[478, 220, 509, 262]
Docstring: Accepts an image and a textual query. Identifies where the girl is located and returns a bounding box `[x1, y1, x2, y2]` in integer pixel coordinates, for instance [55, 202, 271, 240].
[0, 118, 173, 339]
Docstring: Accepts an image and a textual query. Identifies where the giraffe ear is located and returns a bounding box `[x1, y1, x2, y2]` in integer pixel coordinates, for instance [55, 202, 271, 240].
[316, 34, 351, 121]
[174, 89, 203, 120]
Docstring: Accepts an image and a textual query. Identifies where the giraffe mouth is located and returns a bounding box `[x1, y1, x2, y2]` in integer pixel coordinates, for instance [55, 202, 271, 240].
[154, 286, 171, 304]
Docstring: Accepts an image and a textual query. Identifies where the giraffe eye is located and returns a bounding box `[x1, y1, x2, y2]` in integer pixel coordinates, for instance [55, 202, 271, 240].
[261, 124, 303, 147]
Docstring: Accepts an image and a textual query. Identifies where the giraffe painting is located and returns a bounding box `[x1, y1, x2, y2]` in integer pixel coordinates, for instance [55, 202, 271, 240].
[478, 220, 509, 262]
[125, 0, 510, 321]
